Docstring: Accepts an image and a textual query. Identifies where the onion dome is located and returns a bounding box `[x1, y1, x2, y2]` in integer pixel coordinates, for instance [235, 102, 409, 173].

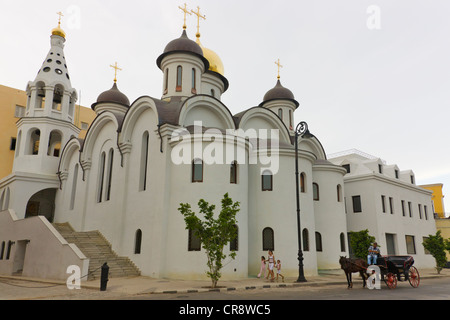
[52, 13, 66, 38]
[156, 30, 209, 70]
[261, 80, 299, 108]
[91, 82, 130, 112]
[198, 41, 224, 76]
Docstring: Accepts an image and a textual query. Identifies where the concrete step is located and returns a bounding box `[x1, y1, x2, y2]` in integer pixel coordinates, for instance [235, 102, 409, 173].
[53, 222, 140, 280]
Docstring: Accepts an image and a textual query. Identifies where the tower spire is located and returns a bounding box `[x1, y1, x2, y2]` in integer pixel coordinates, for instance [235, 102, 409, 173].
[178, 3, 192, 30]
[191, 6, 206, 42]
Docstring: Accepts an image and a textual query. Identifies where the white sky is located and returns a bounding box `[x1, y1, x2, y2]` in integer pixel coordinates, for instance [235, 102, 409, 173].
[1, 0, 449, 215]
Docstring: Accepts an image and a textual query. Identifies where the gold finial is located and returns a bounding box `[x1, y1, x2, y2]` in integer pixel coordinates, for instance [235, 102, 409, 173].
[178, 3, 192, 30]
[110, 62, 122, 83]
[275, 59, 283, 80]
[191, 6, 206, 41]
[52, 11, 66, 38]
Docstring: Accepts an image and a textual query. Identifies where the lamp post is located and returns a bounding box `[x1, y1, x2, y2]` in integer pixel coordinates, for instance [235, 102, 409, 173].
[294, 121, 309, 282]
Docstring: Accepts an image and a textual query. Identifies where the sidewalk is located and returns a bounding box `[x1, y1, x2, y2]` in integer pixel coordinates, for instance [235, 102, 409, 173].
[2, 268, 449, 297]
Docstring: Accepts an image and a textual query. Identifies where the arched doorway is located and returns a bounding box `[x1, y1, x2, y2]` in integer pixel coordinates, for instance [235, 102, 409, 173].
[25, 188, 57, 222]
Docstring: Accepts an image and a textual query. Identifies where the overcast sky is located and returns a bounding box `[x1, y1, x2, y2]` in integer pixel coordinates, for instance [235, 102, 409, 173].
[1, 0, 449, 215]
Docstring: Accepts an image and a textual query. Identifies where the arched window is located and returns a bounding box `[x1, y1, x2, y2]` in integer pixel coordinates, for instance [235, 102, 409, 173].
[105, 148, 114, 201]
[262, 170, 273, 191]
[188, 229, 201, 251]
[134, 229, 142, 254]
[192, 159, 203, 183]
[278, 108, 283, 120]
[302, 228, 309, 251]
[340, 232, 346, 252]
[176, 65, 183, 92]
[315, 232, 323, 252]
[262, 227, 274, 251]
[300, 172, 306, 193]
[230, 161, 238, 184]
[289, 110, 293, 129]
[97, 152, 106, 203]
[139, 131, 149, 191]
[47, 130, 62, 157]
[6, 241, 13, 260]
[337, 184, 342, 202]
[211, 89, 215, 97]
[69, 164, 78, 210]
[27, 129, 40, 155]
[0, 241, 4, 260]
[164, 68, 169, 94]
[313, 183, 319, 201]
[191, 68, 196, 94]
[230, 224, 239, 251]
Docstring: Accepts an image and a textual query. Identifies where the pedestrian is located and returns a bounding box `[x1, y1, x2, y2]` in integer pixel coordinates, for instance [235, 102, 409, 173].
[257, 256, 266, 278]
[276, 259, 285, 282]
[266, 250, 275, 281]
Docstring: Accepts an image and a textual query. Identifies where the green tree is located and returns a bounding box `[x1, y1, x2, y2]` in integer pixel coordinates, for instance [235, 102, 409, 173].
[348, 229, 376, 260]
[422, 230, 448, 274]
[178, 193, 240, 288]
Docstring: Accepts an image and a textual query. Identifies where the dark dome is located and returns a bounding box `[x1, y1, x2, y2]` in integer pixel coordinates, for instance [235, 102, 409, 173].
[156, 30, 209, 70]
[94, 82, 130, 108]
[262, 80, 299, 107]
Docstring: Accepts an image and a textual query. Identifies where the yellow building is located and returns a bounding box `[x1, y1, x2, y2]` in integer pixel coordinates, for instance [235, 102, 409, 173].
[0, 84, 95, 180]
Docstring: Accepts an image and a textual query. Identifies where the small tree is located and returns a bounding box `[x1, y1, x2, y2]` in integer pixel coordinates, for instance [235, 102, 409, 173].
[178, 193, 240, 288]
[422, 230, 448, 274]
[348, 229, 376, 260]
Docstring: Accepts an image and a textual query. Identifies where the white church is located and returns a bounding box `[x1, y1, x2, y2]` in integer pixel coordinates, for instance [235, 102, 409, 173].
[0, 11, 436, 281]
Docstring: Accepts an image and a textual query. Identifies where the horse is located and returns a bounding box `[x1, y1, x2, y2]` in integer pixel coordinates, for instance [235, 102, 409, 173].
[339, 256, 368, 289]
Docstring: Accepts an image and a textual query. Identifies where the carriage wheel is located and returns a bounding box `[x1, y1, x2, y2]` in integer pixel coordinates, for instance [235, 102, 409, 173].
[385, 272, 397, 289]
[408, 266, 420, 288]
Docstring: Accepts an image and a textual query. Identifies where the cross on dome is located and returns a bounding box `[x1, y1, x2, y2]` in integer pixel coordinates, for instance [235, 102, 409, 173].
[191, 6, 206, 40]
[110, 62, 122, 83]
[275, 59, 283, 80]
[178, 3, 192, 30]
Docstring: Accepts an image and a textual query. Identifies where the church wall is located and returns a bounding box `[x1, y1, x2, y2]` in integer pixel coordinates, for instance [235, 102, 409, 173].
[248, 153, 319, 278]
[312, 165, 348, 270]
[162, 136, 249, 280]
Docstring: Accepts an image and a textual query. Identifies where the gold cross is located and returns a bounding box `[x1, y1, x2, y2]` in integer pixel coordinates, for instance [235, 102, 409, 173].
[191, 6, 206, 39]
[275, 59, 283, 80]
[56, 11, 64, 26]
[110, 62, 122, 83]
[178, 3, 191, 30]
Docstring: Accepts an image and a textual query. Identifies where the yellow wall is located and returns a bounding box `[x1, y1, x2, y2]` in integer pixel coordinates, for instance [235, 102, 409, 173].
[421, 183, 445, 218]
[0, 84, 96, 180]
[436, 218, 450, 261]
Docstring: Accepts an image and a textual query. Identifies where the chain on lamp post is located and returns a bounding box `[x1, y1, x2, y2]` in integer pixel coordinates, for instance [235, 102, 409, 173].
[294, 121, 309, 282]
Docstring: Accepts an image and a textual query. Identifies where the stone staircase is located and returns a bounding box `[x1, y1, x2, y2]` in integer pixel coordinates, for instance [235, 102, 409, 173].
[53, 223, 140, 280]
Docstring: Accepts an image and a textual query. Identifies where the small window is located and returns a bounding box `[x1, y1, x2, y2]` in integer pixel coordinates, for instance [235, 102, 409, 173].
[10, 138, 16, 151]
[105, 149, 114, 201]
[230, 161, 238, 184]
[337, 184, 342, 202]
[164, 68, 169, 94]
[188, 229, 201, 251]
[395, 170, 399, 179]
[401, 200, 406, 216]
[405, 235, 416, 254]
[262, 227, 274, 251]
[289, 110, 293, 129]
[381, 195, 386, 213]
[302, 228, 309, 251]
[300, 173, 306, 193]
[389, 197, 394, 214]
[55, 68, 63, 75]
[14, 105, 25, 118]
[262, 170, 273, 191]
[343, 164, 350, 173]
[97, 152, 106, 203]
[352, 195, 362, 213]
[418, 204, 422, 219]
[229, 225, 239, 251]
[340, 233, 346, 252]
[191, 68, 196, 94]
[211, 89, 215, 97]
[192, 159, 203, 183]
[424, 205, 428, 220]
[43, 67, 51, 72]
[408, 201, 413, 217]
[313, 183, 319, 201]
[135, 229, 142, 254]
[80, 122, 89, 130]
[315, 232, 323, 252]
[176, 66, 182, 92]
[278, 108, 283, 120]
[378, 164, 383, 174]
[410, 175, 415, 184]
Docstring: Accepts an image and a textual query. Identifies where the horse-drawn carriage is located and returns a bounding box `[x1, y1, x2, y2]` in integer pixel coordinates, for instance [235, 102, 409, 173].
[339, 255, 420, 289]
[375, 255, 420, 289]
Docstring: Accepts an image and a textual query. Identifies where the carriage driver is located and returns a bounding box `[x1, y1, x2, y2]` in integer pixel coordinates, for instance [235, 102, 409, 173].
[367, 242, 380, 265]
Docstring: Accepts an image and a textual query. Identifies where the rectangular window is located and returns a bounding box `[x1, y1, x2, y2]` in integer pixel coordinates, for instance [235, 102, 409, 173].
[352, 195, 362, 213]
[230, 161, 237, 184]
[405, 235, 416, 254]
[10, 138, 16, 151]
[188, 229, 201, 251]
[389, 197, 394, 214]
[424, 205, 428, 220]
[395, 170, 399, 179]
[192, 159, 203, 183]
[191, 68, 196, 94]
[378, 164, 383, 174]
[408, 201, 413, 218]
[176, 66, 182, 92]
[14, 105, 25, 118]
[418, 204, 422, 219]
[381, 195, 386, 213]
[81, 122, 89, 130]
[386, 233, 396, 255]
[262, 173, 273, 191]
[343, 164, 350, 173]
[401, 200, 406, 216]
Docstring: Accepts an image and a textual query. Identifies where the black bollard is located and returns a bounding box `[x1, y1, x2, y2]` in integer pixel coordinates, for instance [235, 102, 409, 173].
[100, 262, 109, 291]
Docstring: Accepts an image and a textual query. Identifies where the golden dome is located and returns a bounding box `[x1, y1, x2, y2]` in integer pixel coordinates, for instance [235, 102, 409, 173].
[52, 25, 66, 38]
[196, 39, 224, 76]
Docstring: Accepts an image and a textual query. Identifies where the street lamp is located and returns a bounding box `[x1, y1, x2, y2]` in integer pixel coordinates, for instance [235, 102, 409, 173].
[294, 121, 310, 282]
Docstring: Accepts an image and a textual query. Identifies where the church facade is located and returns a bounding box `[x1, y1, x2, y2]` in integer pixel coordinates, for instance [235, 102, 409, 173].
[0, 12, 435, 281]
